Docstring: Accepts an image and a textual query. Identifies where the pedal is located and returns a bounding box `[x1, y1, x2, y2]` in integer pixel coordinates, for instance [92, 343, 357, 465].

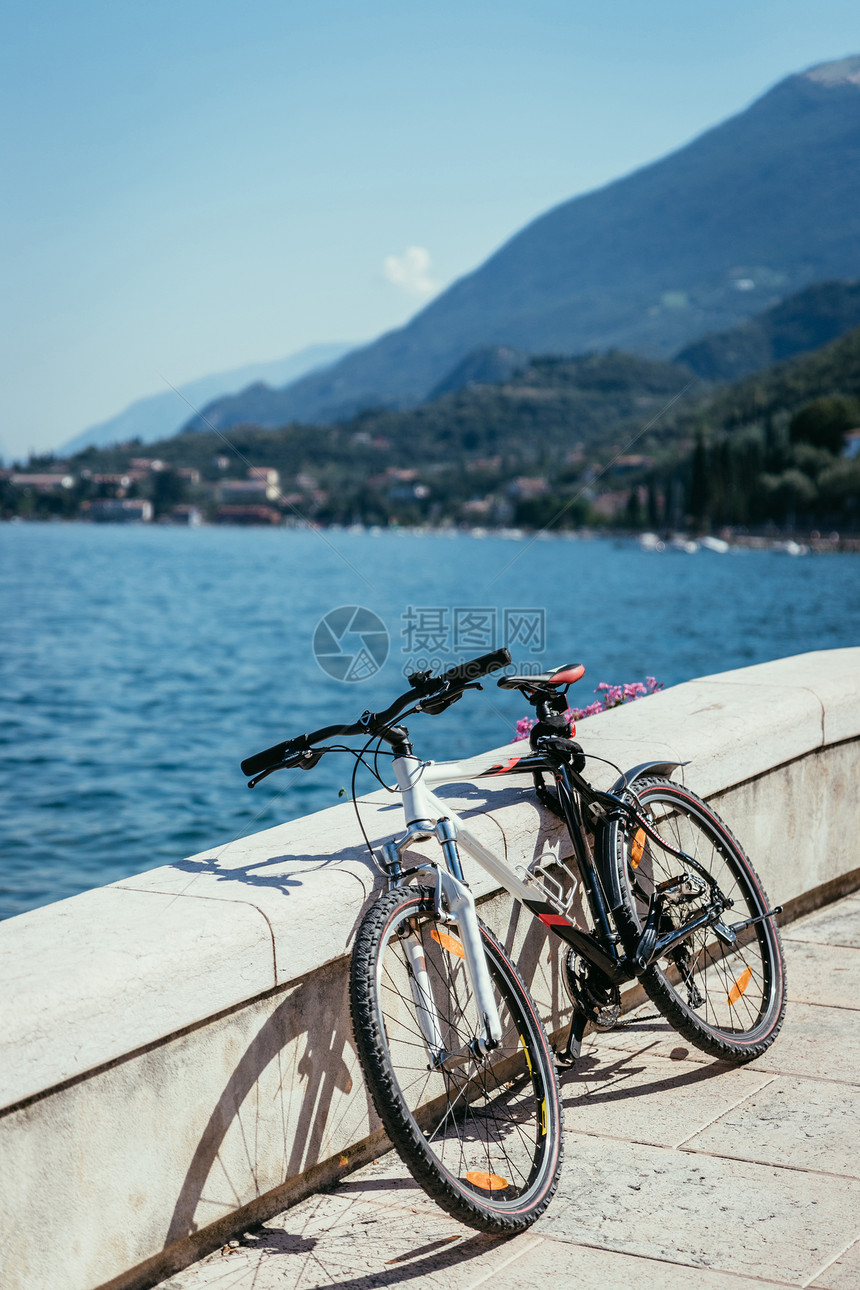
[658, 873, 706, 904]
[592, 1000, 622, 1030]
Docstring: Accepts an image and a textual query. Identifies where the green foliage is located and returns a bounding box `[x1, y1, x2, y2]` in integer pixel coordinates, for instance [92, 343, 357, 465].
[789, 396, 860, 453]
[150, 468, 187, 517]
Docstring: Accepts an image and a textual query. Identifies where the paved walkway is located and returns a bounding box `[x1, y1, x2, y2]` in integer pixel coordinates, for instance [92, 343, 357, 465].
[159, 895, 860, 1290]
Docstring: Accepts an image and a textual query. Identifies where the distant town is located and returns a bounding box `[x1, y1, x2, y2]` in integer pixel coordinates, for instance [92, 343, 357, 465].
[1, 457, 288, 528]
[3, 449, 858, 554]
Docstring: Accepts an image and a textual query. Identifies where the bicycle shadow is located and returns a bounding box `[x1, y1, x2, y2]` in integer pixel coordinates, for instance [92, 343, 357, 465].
[170, 849, 372, 901]
[233, 1227, 501, 1289]
[558, 1041, 735, 1106]
[163, 961, 381, 1251]
[166, 774, 563, 924]
[247, 1230, 502, 1288]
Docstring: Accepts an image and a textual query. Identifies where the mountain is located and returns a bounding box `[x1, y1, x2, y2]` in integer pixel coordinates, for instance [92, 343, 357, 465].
[186, 54, 860, 433]
[426, 346, 529, 399]
[675, 279, 860, 381]
[61, 343, 354, 453]
[181, 343, 533, 433]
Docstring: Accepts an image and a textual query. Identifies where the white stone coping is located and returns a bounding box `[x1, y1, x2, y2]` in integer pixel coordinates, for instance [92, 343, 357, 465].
[2, 647, 858, 1113]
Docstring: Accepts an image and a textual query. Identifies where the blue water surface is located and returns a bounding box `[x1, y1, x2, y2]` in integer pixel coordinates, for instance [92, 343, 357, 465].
[1, 523, 858, 920]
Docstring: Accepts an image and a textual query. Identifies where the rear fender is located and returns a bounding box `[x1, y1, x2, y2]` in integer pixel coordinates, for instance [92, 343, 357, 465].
[610, 760, 688, 795]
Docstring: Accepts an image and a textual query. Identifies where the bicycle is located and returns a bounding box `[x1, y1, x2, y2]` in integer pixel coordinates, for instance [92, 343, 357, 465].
[240, 648, 786, 1234]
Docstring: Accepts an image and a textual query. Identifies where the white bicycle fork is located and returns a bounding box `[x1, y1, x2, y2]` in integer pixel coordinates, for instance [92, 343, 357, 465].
[383, 755, 504, 1068]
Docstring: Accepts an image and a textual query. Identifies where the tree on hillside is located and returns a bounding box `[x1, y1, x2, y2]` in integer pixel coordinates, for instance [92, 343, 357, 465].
[151, 468, 187, 518]
[790, 396, 860, 454]
[689, 431, 709, 529]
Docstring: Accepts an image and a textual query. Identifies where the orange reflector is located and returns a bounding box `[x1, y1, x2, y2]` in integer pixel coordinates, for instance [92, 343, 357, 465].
[465, 1171, 509, 1191]
[727, 966, 752, 1006]
[631, 828, 646, 868]
[430, 929, 465, 959]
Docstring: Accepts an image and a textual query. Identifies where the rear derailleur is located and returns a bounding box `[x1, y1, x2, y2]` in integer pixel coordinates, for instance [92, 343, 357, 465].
[669, 941, 705, 1009]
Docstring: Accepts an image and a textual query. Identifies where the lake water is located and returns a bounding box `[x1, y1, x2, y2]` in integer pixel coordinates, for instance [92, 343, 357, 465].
[1, 522, 858, 921]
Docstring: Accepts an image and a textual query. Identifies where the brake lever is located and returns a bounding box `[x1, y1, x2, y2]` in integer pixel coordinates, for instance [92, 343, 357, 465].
[247, 748, 323, 788]
[419, 680, 483, 715]
[247, 763, 288, 788]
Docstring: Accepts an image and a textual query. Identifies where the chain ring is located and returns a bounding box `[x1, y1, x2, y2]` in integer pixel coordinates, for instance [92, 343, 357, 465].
[563, 948, 622, 1030]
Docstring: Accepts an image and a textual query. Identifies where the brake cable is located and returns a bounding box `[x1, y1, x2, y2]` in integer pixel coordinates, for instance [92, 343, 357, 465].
[351, 731, 391, 873]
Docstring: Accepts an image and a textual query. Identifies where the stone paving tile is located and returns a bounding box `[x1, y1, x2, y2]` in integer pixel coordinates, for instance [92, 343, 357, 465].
[542, 1134, 860, 1285]
[681, 1074, 860, 1177]
[583, 1013, 729, 1067]
[750, 1001, 860, 1084]
[591, 1000, 860, 1085]
[476, 1235, 798, 1289]
[782, 900, 860, 950]
[781, 941, 860, 1009]
[325, 1148, 429, 1210]
[558, 1046, 772, 1149]
[810, 1237, 860, 1289]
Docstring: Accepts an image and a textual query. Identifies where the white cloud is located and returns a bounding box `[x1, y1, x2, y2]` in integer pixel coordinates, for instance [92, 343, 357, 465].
[383, 245, 439, 297]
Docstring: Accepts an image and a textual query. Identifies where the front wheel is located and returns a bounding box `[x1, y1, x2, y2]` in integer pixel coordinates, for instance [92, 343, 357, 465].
[349, 885, 563, 1233]
[605, 778, 786, 1062]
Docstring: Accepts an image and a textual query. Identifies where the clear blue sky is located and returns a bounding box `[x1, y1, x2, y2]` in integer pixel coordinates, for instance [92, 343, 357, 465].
[3, 0, 860, 460]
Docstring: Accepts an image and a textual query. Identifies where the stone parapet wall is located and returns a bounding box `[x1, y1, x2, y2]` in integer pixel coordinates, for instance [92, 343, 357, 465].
[1, 648, 858, 1290]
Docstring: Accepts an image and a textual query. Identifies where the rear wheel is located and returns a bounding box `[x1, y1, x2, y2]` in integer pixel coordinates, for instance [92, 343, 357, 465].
[605, 778, 786, 1061]
[350, 886, 563, 1233]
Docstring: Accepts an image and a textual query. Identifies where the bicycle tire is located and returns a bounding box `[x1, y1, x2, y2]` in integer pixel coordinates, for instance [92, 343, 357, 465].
[604, 777, 786, 1062]
[349, 885, 563, 1233]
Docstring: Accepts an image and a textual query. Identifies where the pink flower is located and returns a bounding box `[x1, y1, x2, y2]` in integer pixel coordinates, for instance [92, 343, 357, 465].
[515, 716, 536, 740]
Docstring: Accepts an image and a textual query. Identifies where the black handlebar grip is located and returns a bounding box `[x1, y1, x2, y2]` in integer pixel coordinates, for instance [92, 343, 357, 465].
[440, 648, 512, 686]
[240, 740, 289, 777]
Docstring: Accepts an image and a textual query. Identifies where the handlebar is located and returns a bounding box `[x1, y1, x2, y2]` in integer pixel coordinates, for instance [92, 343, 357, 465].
[240, 648, 512, 779]
[435, 649, 511, 686]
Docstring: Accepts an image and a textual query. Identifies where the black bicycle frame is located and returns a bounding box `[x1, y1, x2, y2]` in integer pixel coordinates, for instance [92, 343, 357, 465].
[477, 751, 633, 985]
